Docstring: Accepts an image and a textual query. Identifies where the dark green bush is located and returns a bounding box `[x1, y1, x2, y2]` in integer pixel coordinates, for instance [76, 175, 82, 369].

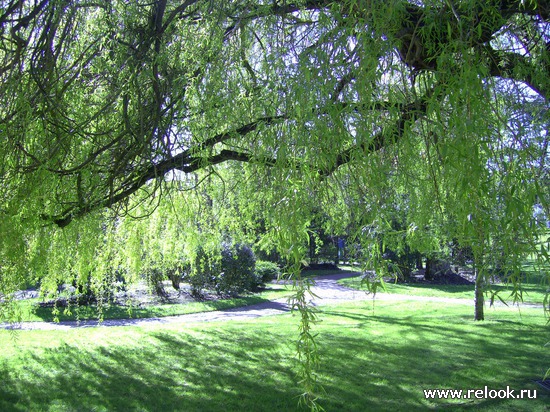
[189, 243, 257, 297]
[254, 247, 281, 264]
[383, 247, 421, 280]
[217, 243, 256, 295]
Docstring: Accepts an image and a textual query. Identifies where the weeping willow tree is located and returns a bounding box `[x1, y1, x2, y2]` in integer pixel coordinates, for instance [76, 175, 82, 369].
[1, 0, 549, 407]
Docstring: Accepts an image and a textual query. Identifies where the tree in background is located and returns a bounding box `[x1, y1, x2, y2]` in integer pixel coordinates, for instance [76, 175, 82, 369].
[0, 1, 549, 407]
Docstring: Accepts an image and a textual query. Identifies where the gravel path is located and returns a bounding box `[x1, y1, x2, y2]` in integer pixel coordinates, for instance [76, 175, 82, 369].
[0, 272, 537, 331]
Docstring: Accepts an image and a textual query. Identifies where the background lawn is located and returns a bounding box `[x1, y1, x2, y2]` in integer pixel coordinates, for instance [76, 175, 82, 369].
[338, 277, 549, 304]
[338, 265, 549, 306]
[0, 299, 548, 411]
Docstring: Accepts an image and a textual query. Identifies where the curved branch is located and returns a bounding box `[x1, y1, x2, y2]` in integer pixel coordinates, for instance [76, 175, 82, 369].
[319, 96, 430, 178]
[485, 45, 550, 98]
[44, 115, 287, 226]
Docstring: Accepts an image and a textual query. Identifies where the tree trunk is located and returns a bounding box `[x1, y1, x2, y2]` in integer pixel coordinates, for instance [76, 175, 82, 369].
[309, 232, 316, 263]
[425, 257, 433, 280]
[416, 254, 423, 270]
[474, 267, 484, 321]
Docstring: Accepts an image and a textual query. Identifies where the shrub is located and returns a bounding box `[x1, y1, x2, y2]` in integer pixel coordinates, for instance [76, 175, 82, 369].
[254, 247, 281, 264]
[217, 243, 256, 295]
[255, 260, 281, 284]
[145, 267, 169, 299]
[189, 243, 257, 297]
[383, 247, 420, 280]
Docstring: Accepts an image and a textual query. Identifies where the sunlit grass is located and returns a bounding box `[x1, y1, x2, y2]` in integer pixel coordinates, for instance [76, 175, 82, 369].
[338, 264, 549, 306]
[0, 300, 547, 411]
[338, 276, 549, 305]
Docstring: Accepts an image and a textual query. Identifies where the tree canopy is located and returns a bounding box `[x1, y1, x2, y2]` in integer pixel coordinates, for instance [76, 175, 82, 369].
[1, 0, 549, 404]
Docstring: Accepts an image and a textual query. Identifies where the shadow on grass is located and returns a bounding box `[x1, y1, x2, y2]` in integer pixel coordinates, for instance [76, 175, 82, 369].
[388, 282, 544, 294]
[341, 275, 548, 305]
[0, 327, 299, 412]
[398, 284, 475, 294]
[315, 308, 548, 411]
[0, 304, 548, 411]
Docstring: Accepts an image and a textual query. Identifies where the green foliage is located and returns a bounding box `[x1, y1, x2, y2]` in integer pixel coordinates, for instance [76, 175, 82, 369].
[189, 245, 219, 298]
[144, 267, 169, 299]
[218, 243, 257, 295]
[382, 247, 420, 280]
[255, 260, 282, 284]
[189, 243, 257, 297]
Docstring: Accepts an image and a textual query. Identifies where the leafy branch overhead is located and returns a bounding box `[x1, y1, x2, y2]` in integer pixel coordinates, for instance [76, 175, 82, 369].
[0, 0, 548, 228]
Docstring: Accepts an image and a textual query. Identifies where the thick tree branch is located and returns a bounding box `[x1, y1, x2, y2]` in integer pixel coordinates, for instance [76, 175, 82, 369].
[47, 92, 430, 227]
[319, 97, 430, 178]
[8, 0, 548, 229]
[485, 45, 550, 98]
[45, 115, 286, 226]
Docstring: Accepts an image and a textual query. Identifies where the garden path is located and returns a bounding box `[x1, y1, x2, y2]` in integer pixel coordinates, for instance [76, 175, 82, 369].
[0, 272, 537, 330]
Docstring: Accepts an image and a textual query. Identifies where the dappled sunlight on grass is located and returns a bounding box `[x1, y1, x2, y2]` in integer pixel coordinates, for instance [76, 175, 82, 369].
[314, 302, 548, 411]
[0, 300, 548, 411]
[0, 323, 299, 411]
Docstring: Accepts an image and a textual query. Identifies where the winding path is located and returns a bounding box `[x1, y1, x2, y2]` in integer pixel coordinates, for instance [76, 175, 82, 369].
[0, 272, 534, 331]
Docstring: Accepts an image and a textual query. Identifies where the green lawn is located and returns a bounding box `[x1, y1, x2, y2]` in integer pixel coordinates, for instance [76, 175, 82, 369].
[0, 300, 548, 411]
[338, 264, 549, 306]
[338, 276, 549, 305]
